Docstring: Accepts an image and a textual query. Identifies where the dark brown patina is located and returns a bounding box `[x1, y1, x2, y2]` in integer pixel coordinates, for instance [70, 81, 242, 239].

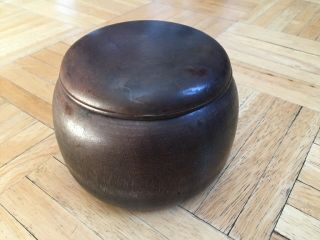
[53, 20, 239, 209]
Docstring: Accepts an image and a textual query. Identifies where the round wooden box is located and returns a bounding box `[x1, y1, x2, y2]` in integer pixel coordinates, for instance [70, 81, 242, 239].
[53, 20, 239, 209]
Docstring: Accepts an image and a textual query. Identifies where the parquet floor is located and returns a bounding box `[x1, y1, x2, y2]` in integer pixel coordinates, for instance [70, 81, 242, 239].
[0, 0, 320, 239]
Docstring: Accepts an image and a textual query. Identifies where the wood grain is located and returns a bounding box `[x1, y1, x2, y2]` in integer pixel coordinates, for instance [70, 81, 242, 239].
[230, 108, 320, 239]
[0, 205, 35, 240]
[195, 99, 300, 233]
[0, 178, 102, 240]
[0, 76, 53, 128]
[315, 131, 320, 145]
[0, 106, 35, 144]
[232, 64, 320, 112]
[299, 143, 320, 190]
[0, 64, 55, 103]
[270, 232, 289, 240]
[275, 205, 320, 240]
[0, 134, 58, 195]
[31, 48, 63, 69]
[15, 55, 59, 84]
[0, 121, 53, 167]
[228, 22, 320, 55]
[288, 181, 320, 221]
[136, 207, 231, 240]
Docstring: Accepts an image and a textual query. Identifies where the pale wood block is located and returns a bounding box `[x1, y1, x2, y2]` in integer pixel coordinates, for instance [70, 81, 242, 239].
[219, 45, 320, 88]
[81, 0, 150, 15]
[27, 158, 168, 240]
[299, 144, 320, 190]
[270, 232, 289, 240]
[299, 8, 320, 40]
[315, 131, 320, 145]
[62, 30, 89, 46]
[0, 26, 82, 67]
[267, 1, 303, 31]
[136, 206, 231, 240]
[237, 85, 254, 106]
[283, 19, 304, 36]
[0, 121, 53, 167]
[53, 150, 65, 164]
[0, 10, 41, 34]
[228, 22, 320, 55]
[0, 134, 58, 195]
[31, 48, 63, 69]
[230, 108, 320, 239]
[46, 42, 70, 56]
[166, 10, 210, 27]
[304, 0, 320, 4]
[231, 63, 320, 112]
[155, 0, 248, 21]
[16, 56, 59, 84]
[0, 64, 55, 104]
[0, 110, 35, 144]
[275, 205, 320, 240]
[245, 0, 278, 24]
[250, 0, 293, 27]
[282, 2, 320, 35]
[0, 2, 23, 19]
[0, 103, 22, 125]
[0, 20, 73, 58]
[9, 0, 108, 28]
[0, 2, 81, 66]
[46, 0, 118, 20]
[197, 17, 235, 38]
[218, 31, 320, 75]
[106, 2, 183, 25]
[183, 92, 275, 211]
[158, 0, 256, 12]
[0, 205, 35, 240]
[0, 76, 53, 128]
[288, 181, 320, 221]
[0, 97, 4, 105]
[194, 99, 300, 233]
[0, 178, 102, 240]
[299, 24, 320, 40]
[204, 0, 256, 12]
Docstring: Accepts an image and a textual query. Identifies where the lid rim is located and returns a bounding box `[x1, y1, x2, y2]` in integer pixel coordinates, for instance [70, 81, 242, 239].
[58, 75, 233, 121]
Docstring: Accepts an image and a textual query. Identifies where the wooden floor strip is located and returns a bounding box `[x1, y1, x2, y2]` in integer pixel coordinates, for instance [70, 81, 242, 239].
[0, 121, 53, 167]
[315, 131, 320, 145]
[230, 107, 320, 239]
[0, 76, 53, 128]
[0, 178, 103, 240]
[227, 22, 320, 56]
[275, 205, 320, 240]
[0, 205, 36, 240]
[270, 232, 289, 240]
[0, 134, 58, 195]
[0, 108, 35, 145]
[299, 144, 320, 191]
[194, 99, 300, 233]
[288, 181, 320, 221]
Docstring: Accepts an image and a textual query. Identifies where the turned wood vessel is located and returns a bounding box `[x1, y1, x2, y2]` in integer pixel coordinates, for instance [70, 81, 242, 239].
[53, 20, 239, 209]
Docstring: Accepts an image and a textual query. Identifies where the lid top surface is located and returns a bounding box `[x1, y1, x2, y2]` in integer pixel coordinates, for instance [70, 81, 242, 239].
[60, 20, 231, 119]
